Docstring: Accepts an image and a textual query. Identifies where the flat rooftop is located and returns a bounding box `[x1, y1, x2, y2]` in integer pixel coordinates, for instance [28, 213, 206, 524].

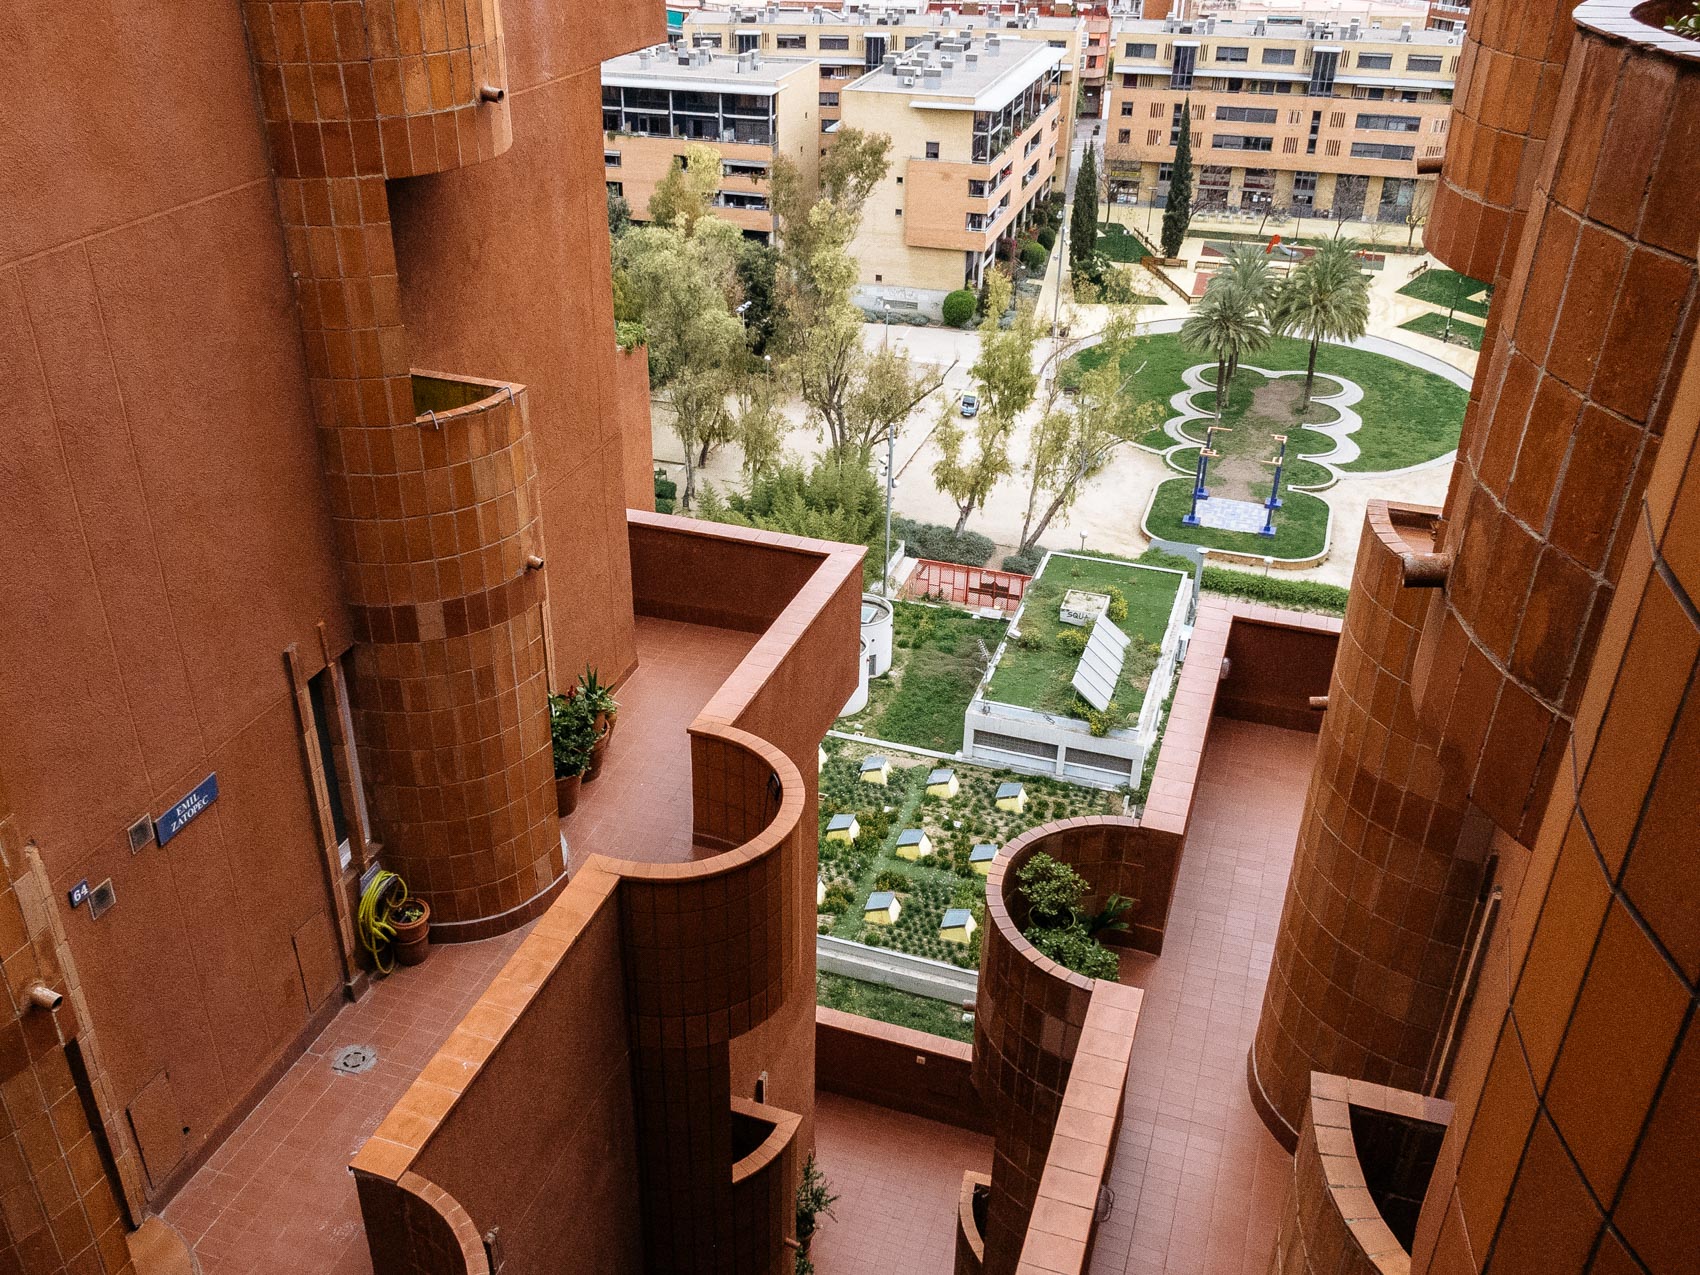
[603, 47, 817, 89]
[844, 34, 1060, 104]
[1116, 13, 1463, 44]
[684, 6, 1081, 31]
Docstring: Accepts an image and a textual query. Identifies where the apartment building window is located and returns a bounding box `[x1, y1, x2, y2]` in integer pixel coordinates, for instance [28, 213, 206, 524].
[1307, 109, 1321, 153]
[722, 158, 768, 178]
[1216, 105, 1277, 123]
[605, 150, 621, 166]
[737, 32, 759, 53]
[1170, 44, 1197, 90]
[307, 669, 352, 852]
[1214, 134, 1274, 151]
[1199, 164, 1231, 205]
[1049, 39, 1067, 48]
[1364, 86, 1387, 100]
[819, 36, 849, 50]
[1357, 52, 1393, 69]
[1119, 128, 1132, 143]
[1157, 163, 1174, 182]
[776, 34, 806, 49]
[1216, 45, 1249, 62]
[1401, 89, 1422, 101]
[926, 141, 940, 159]
[863, 34, 887, 67]
[1351, 141, 1416, 159]
[715, 191, 770, 210]
[1357, 113, 1421, 132]
[694, 33, 723, 48]
[1407, 55, 1443, 72]
[1261, 47, 1296, 65]
[1121, 101, 1134, 116]
[1170, 102, 1186, 146]
[820, 92, 840, 107]
[607, 181, 623, 198]
[1291, 170, 1317, 207]
[1126, 41, 1157, 58]
[1308, 48, 1339, 96]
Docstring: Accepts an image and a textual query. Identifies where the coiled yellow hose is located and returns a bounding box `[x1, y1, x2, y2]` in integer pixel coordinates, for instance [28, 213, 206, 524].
[357, 870, 409, 975]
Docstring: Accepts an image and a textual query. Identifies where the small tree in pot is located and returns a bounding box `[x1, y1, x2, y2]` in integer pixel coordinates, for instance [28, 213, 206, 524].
[577, 667, 620, 781]
[794, 1155, 838, 1272]
[550, 692, 596, 816]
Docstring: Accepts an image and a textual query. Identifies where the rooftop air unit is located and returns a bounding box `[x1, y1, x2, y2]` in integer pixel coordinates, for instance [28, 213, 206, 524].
[1399, 21, 1412, 39]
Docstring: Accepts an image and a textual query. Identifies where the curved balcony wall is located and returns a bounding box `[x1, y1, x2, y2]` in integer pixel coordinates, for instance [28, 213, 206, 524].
[1251, 504, 1483, 1148]
[1407, 114, 1700, 1275]
[1269, 1075, 1453, 1275]
[354, 1170, 491, 1275]
[343, 373, 559, 938]
[729, 1098, 803, 1275]
[1411, 4, 1700, 845]
[974, 821, 1142, 1275]
[244, 0, 512, 181]
[1425, 0, 1579, 285]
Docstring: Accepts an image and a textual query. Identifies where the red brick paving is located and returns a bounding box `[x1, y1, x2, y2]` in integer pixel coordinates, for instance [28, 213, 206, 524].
[1090, 719, 1316, 1275]
[811, 1091, 994, 1275]
[162, 615, 754, 1275]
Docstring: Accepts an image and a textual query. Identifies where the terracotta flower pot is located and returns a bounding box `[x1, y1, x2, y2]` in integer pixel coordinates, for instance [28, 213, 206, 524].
[585, 729, 612, 783]
[556, 773, 583, 816]
[393, 900, 431, 967]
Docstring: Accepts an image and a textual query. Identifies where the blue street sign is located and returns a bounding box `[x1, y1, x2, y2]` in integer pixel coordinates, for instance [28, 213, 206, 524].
[157, 774, 219, 845]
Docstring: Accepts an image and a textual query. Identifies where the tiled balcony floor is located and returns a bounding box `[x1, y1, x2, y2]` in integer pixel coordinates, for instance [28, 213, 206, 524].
[160, 614, 755, 1275]
[1091, 718, 1317, 1275]
[812, 1091, 994, 1275]
[562, 614, 758, 871]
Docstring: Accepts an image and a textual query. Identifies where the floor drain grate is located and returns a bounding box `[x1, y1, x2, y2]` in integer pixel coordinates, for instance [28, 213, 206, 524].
[331, 1044, 378, 1075]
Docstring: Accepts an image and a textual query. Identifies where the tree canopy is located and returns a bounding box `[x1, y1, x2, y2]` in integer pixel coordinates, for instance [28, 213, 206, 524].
[1270, 239, 1371, 405]
[1160, 100, 1194, 258]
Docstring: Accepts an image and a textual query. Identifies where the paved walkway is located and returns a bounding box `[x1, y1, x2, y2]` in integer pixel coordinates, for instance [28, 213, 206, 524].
[812, 1092, 993, 1275]
[161, 614, 754, 1275]
[1091, 718, 1318, 1275]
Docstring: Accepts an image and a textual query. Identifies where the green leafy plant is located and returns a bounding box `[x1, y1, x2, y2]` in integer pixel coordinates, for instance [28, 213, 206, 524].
[576, 666, 619, 721]
[795, 1154, 839, 1252]
[1088, 893, 1134, 937]
[548, 692, 596, 779]
[873, 869, 910, 893]
[1020, 240, 1048, 272]
[1667, 2, 1700, 35]
[1028, 922, 1121, 980]
[1056, 628, 1089, 656]
[1016, 852, 1090, 929]
[1104, 584, 1128, 623]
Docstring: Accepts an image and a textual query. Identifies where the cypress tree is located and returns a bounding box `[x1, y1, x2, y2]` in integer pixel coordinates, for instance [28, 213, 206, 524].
[1070, 144, 1099, 269]
[1161, 100, 1194, 258]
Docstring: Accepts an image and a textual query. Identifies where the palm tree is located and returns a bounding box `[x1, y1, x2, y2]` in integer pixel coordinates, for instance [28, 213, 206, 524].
[1271, 238, 1371, 408]
[1180, 280, 1271, 422]
[1208, 244, 1278, 318]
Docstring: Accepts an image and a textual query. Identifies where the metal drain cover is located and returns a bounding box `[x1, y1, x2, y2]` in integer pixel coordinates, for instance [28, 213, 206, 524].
[331, 1045, 378, 1075]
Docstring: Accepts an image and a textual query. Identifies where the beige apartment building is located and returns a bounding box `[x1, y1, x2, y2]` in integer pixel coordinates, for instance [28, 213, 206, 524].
[844, 33, 1065, 314]
[602, 47, 821, 237]
[1105, 13, 1458, 223]
[680, 4, 1086, 181]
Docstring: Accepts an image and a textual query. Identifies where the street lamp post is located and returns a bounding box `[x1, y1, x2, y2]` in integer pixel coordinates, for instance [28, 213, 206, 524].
[1183, 448, 1218, 526]
[1266, 434, 1287, 510]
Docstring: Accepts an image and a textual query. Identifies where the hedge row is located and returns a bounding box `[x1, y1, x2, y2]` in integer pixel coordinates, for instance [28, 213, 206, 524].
[1200, 567, 1349, 615]
[893, 517, 995, 569]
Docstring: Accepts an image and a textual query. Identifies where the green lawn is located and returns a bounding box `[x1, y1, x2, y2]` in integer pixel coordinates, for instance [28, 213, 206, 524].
[1176, 373, 1343, 498]
[985, 554, 1183, 728]
[837, 603, 1007, 752]
[1399, 310, 1486, 350]
[1073, 331, 1466, 473]
[1146, 477, 1331, 559]
[1097, 222, 1155, 262]
[1397, 268, 1492, 319]
[817, 972, 974, 1043]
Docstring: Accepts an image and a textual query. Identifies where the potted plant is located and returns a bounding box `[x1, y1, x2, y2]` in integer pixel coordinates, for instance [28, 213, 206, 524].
[550, 691, 596, 815]
[577, 667, 620, 781]
[356, 870, 431, 973]
[794, 1154, 838, 1271]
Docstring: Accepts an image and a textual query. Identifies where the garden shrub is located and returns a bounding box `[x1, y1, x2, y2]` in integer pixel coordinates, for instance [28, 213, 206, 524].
[1104, 585, 1128, 623]
[1056, 628, 1088, 655]
[1016, 853, 1090, 928]
[822, 883, 855, 913]
[1027, 923, 1121, 980]
[1019, 241, 1048, 272]
[942, 289, 977, 328]
[891, 517, 995, 568]
[1036, 226, 1057, 251]
[655, 497, 676, 514]
[654, 471, 677, 502]
[1014, 631, 1047, 652]
[1199, 567, 1350, 615]
[1000, 547, 1044, 574]
[873, 869, 909, 893]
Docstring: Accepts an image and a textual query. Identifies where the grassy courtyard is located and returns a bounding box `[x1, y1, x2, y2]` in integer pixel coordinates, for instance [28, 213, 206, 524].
[1399, 310, 1486, 350]
[1097, 222, 1156, 262]
[1072, 331, 1467, 473]
[1396, 267, 1492, 319]
[816, 742, 1117, 970]
[1146, 476, 1332, 559]
[836, 602, 1007, 752]
[984, 554, 1184, 729]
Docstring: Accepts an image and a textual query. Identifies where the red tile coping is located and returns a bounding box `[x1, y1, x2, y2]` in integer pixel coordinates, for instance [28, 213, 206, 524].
[1014, 983, 1146, 1275]
[351, 515, 863, 1270]
[1269, 1074, 1454, 1275]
